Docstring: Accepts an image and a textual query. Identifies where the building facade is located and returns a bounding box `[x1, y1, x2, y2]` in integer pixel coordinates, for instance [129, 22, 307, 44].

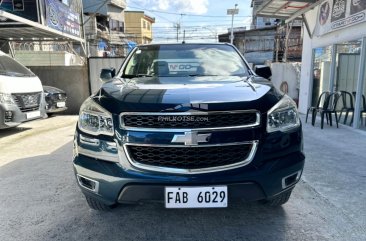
[83, 0, 127, 56]
[0, 0, 85, 66]
[251, 0, 277, 29]
[256, 0, 366, 130]
[124, 11, 155, 45]
[219, 27, 277, 65]
[298, 0, 366, 131]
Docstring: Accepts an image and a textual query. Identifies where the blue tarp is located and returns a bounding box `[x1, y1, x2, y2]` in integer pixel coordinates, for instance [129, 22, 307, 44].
[127, 41, 137, 53]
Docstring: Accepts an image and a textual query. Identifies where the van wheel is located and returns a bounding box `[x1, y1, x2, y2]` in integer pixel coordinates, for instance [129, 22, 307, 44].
[263, 189, 292, 207]
[85, 196, 114, 211]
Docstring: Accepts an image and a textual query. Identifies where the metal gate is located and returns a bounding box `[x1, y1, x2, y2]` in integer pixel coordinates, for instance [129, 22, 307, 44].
[88, 57, 125, 94]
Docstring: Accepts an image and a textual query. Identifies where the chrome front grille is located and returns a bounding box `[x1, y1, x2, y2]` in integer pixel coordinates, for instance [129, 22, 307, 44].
[121, 111, 260, 130]
[121, 111, 260, 174]
[123, 141, 258, 174]
[12, 92, 42, 112]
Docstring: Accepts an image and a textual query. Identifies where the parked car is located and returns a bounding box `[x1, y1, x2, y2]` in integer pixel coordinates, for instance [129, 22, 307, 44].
[0, 51, 45, 129]
[43, 85, 67, 114]
[73, 43, 305, 211]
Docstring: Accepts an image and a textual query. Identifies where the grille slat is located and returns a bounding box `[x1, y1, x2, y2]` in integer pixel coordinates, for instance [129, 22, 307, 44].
[127, 144, 253, 169]
[122, 112, 258, 129]
[12, 92, 41, 112]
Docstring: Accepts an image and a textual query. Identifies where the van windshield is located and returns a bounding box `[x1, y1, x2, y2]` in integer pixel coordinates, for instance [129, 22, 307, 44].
[0, 55, 35, 77]
[122, 44, 249, 80]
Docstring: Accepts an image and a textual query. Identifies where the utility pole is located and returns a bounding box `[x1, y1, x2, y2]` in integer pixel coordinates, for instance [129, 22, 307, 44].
[227, 4, 239, 45]
[175, 23, 180, 42]
[175, 14, 184, 43]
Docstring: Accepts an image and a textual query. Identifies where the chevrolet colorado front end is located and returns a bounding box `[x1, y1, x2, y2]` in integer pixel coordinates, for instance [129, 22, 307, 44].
[73, 43, 305, 210]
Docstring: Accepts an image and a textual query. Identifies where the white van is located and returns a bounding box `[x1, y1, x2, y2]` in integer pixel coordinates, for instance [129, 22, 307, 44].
[0, 51, 45, 129]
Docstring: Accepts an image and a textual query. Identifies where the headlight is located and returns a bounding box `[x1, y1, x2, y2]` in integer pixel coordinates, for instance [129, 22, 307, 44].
[0, 93, 15, 105]
[78, 98, 114, 136]
[267, 95, 300, 133]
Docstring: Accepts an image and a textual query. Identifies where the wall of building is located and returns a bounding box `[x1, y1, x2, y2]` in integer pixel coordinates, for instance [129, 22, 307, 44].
[251, 0, 277, 29]
[88, 57, 125, 93]
[141, 17, 153, 43]
[29, 66, 90, 114]
[83, 0, 108, 15]
[15, 51, 84, 66]
[271, 63, 300, 103]
[125, 11, 154, 44]
[298, 5, 366, 114]
[218, 27, 277, 64]
[125, 12, 143, 44]
[108, 5, 125, 22]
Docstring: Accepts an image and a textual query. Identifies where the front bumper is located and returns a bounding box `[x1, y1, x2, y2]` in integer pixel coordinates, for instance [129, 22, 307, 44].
[45, 98, 67, 113]
[46, 105, 67, 113]
[0, 103, 45, 129]
[73, 128, 305, 206]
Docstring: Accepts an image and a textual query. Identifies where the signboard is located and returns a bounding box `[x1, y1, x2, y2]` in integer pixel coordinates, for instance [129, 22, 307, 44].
[227, 9, 239, 15]
[0, 0, 40, 25]
[315, 0, 366, 36]
[45, 0, 80, 37]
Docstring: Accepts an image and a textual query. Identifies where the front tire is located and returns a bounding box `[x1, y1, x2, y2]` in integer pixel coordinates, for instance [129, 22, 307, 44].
[85, 196, 114, 211]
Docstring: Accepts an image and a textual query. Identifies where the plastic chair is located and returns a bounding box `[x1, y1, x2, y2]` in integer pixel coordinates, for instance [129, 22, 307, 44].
[306, 91, 330, 124]
[362, 95, 366, 126]
[352, 92, 366, 126]
[313, 92, 340, 129]
[338, 91, 354, 125]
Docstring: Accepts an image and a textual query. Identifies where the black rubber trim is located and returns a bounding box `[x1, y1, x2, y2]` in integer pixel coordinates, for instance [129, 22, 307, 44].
[117, 183, 266, 204]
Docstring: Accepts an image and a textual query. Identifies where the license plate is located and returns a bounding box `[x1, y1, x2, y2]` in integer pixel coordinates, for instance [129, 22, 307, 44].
[56, 102, 66, 108]
[26, 111, 40, 119]
[165, 186, 228, 208]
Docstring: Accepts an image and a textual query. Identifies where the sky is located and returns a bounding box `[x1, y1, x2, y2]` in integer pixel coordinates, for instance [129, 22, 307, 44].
[126, 0, 253, 43]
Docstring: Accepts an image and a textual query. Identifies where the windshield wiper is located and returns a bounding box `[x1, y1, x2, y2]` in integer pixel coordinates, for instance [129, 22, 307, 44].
[188, 74, 219, 77]
[0, 71, 34, 77]
[122, 74, 153, 78]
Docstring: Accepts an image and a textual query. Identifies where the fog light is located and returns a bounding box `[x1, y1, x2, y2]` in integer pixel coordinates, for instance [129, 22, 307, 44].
[77, 174, 99, 193]
[282, 171, 301, 189]
[5, 111, 13, 122]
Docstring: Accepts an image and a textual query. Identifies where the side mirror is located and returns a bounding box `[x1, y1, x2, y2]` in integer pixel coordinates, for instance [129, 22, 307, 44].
[100, 68, 116, 82]
[254, 65, 272, 80]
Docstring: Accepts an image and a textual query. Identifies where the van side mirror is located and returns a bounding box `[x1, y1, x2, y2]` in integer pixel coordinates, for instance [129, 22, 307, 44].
[254, 65, 272, 80]
[100, 68, 116, 82]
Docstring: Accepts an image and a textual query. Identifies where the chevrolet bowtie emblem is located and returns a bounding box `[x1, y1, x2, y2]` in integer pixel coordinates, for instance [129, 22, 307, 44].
[171, 132, 211, 145]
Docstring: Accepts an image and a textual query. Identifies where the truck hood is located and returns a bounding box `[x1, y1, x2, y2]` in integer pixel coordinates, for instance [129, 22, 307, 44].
[0, 75, 43, 93]
[93, 76, 283, 113]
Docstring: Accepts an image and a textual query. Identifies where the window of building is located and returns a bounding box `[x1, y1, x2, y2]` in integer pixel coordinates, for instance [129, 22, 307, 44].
[110, 19, 124, 32]
[312, 46, 332, 106]
[143, 20, 147, 29]
[147, 22, 151, 31]
[312, 40, 366, 130]
[334, 41, 362, 93]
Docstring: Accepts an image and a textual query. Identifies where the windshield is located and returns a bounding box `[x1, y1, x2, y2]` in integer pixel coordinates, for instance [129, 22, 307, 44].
[122, 44, 249, 80]
[0, 55, 35, 77]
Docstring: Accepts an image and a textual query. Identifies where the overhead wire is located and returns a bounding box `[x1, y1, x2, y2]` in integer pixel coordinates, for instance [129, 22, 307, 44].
[127, 5, 252, 18]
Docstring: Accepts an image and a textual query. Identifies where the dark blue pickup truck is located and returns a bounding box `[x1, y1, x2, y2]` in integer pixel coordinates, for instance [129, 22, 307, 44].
[73, 43, 304, 210]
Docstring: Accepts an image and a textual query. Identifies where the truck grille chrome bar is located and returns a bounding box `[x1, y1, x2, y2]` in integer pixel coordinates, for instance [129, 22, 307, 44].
[123, 141, 258, 174]
[120, 110, 261, 132]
